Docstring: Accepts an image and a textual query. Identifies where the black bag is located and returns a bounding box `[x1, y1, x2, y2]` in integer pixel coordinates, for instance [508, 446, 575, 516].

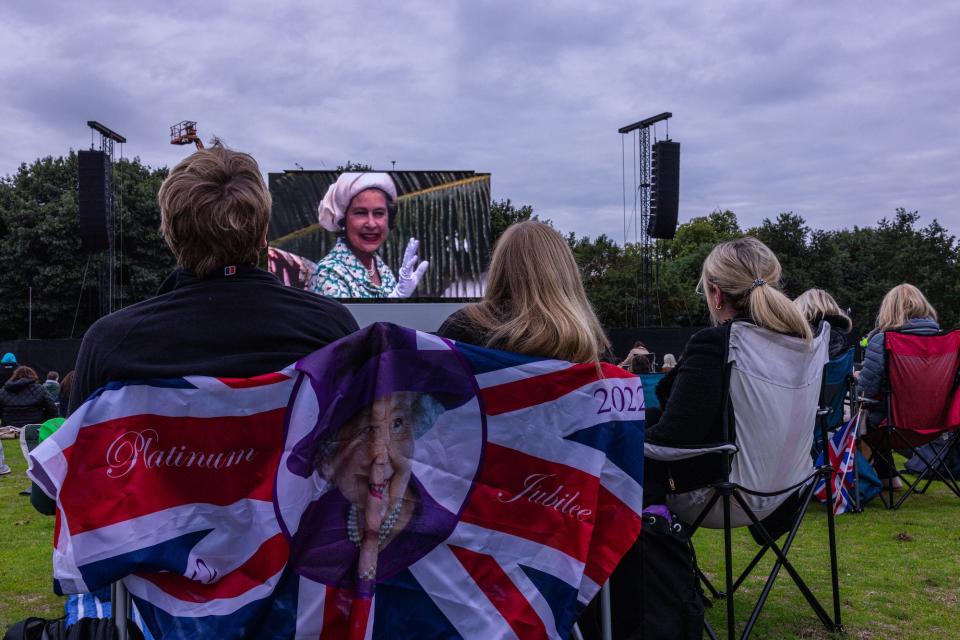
[3, 617, 143, 640]
[577, 510, 704, 640]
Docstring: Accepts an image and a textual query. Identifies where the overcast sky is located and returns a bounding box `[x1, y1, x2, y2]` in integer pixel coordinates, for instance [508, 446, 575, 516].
[2, 1, 958, 241]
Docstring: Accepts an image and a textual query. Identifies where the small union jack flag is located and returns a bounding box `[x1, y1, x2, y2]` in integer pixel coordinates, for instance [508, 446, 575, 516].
[813, 412, 861, 515]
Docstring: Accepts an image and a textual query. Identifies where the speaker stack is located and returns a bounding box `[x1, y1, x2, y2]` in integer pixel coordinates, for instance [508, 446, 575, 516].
[648, 140, 680, 240]
[78, 150, 113, 253]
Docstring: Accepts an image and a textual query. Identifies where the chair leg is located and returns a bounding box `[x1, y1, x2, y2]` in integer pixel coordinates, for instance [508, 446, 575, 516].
[731, 490, 835, 636]
[823, 468, 844, 631]
[741, 485, 819, 639]
[599, 581, 612, 640]
[722, 493, 736, 640]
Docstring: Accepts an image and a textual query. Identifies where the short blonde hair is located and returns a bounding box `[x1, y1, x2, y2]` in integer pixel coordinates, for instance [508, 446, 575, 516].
[699, 237, 812, 340]
[462, 221, 609, 363]
[873, 284, 937, 334]
[158, 143, 271, 277]
[794, 288, 852, 332]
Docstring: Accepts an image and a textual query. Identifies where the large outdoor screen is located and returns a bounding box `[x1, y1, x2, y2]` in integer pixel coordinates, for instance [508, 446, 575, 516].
[267, 170, 491, 299]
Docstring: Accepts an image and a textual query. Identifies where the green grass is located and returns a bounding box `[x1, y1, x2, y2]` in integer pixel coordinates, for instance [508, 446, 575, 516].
[696, 481, 960, 639]
[2, 438, 959, 638]
[0, 440, 63, 629]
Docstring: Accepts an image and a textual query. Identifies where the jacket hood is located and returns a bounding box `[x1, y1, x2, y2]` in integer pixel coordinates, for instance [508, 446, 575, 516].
[822, 313, 852, 333]
[900, 317, 940, 333]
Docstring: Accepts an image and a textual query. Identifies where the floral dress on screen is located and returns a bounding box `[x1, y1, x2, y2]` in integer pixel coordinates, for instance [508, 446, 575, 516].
[309, 238, 397, 298]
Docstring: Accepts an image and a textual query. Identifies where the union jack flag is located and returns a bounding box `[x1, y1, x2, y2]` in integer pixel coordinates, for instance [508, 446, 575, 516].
[813, 412, 860, 515]
[29, 323, 645, 639]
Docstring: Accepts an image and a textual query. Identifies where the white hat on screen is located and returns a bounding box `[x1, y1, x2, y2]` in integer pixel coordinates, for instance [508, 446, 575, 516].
[317, 172, 398, 232]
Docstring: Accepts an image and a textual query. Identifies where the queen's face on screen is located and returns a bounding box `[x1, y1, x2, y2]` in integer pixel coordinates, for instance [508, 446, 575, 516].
[344, 188, 389, 255]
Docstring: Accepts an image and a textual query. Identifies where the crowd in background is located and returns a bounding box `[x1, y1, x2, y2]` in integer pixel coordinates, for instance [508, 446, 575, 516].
[4, 141, 949, 638]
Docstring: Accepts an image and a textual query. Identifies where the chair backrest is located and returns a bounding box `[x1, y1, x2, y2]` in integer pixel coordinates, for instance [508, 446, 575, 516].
[822, 349, 855, 431]
[885, 330, 960, 433]
[639, 372, 665, 410]
[668, 322, 829, 528]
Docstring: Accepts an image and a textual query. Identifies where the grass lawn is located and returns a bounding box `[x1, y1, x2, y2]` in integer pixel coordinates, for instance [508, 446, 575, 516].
[695, 479, 960, 639]
[0, 440, 63, 629]
[2, 438, 959, 638]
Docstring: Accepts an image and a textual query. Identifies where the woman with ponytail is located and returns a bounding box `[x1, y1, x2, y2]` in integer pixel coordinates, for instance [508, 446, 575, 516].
[645, 237, 814, 502]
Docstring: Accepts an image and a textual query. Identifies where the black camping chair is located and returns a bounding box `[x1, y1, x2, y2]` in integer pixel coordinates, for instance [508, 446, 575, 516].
[645, 322, 842, 639]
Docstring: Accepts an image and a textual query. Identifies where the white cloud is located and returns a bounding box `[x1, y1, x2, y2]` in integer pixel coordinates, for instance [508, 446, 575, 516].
[1, 0, 958, 241]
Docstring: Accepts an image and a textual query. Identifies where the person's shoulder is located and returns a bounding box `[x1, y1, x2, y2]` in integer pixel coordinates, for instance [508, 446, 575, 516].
[274, 285, 358, 325]
[689, 323, 728, 347]
[436, 306, 487, 345]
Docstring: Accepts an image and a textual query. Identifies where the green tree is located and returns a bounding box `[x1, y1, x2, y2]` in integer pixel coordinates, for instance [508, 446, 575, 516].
[489, 199, 535, 243]
[748, 212, 815, 297]
[0, 154, 175, 339]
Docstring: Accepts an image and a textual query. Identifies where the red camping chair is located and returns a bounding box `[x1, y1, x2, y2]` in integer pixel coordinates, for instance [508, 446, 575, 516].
[861, 330, 960, 509]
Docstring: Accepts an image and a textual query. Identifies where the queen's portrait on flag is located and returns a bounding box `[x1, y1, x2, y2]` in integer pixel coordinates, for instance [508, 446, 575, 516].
[279, 328, 485, 591]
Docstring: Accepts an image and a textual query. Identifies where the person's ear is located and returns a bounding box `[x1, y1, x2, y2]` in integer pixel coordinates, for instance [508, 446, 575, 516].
[713, 286, 724, 309]
[260, 228, 269, 249]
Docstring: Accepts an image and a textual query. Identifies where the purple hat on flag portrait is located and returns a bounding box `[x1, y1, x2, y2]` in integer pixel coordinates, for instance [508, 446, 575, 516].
[275, 323, 485, 591]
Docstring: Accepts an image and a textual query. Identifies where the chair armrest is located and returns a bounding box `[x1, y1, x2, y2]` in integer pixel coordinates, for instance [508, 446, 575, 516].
[644, 442, 738, 461]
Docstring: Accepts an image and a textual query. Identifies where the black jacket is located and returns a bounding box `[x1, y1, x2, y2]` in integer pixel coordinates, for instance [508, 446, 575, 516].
[69, 265, 359, 415]
[33, 265, 359, 515]
[0, 378, 59, 427]
[644, 323, 731, 500]
[813, 313, 853, 358]
[0, 364, 16, 387]
[437, 308, 496, 348]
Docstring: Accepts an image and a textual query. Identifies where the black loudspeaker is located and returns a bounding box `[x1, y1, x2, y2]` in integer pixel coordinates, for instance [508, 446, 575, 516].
[78, 150, 112, 252]
[648, 140, 680, 239]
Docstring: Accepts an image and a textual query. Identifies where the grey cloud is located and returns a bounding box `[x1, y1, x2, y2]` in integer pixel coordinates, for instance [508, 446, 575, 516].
[1, 0, 959, 243]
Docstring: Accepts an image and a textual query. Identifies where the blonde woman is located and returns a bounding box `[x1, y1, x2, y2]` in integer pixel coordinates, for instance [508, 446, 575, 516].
[645, 237, 811, 502]
[794, 288, 853, 358]
[436, 221, 608, 363]
[856, 284, 939, 485]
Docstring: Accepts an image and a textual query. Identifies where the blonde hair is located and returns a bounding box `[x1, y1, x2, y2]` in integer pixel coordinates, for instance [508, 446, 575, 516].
[794, 289, 852, 332]
[873, 284, 937, 335]
[699, 237, 812, 339]
[158, 142, 271, 277]
[462, 221, 609, 363]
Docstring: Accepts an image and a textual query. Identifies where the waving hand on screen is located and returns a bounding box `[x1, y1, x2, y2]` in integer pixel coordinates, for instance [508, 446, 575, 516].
[389, 238, 429, 298]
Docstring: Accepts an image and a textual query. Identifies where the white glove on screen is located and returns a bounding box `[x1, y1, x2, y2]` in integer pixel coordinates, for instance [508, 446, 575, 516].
[389, 238, 429, 298]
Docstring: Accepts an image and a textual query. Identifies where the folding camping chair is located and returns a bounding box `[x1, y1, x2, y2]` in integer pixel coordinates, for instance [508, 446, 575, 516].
[645, 321, 841, 640]
[639, 372, 665, 410]
[860, 330, 960, 510]
[816, 348, 870, 512]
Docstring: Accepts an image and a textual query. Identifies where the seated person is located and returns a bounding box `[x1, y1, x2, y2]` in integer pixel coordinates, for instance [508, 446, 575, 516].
[619, 340, 650, 368]
[645, 237, 813, 504]
[660, 353, 677, 373]
[0, 366, 59, 428]
[856, 283, 940, 487]
[437, 221, 609, 363]
[794, 288, 853, 358]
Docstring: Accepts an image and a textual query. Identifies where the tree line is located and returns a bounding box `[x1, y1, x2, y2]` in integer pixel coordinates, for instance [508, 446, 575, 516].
[1, 154, 956, 341]
[495, 203, 959, 337]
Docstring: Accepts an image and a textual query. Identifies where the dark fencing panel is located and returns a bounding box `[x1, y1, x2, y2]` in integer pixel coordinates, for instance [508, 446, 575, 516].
[0, 339, 82, 378]
[606, 326, 703, 366]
